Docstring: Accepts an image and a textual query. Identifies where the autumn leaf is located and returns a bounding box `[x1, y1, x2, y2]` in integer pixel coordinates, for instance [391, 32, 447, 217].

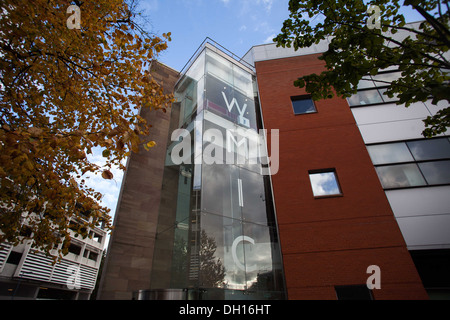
[28, 127, 44, 136]
[101, 170, 114, 180]
[0, 0, 174, 259]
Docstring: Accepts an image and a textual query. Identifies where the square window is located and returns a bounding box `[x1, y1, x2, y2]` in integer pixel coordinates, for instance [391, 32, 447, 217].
[309, 169, 342, 197]
[291, 96, 317, 115]
[6, 251, 23, 265]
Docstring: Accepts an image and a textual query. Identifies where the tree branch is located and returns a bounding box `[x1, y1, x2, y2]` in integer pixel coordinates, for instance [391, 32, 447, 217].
[412, 4, 450, 47]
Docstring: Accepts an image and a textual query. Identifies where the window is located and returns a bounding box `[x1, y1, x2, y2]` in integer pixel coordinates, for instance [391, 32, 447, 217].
[368, 138, 450, 189]
[335, 285, 373, 300]
[88, 251, 99, 262]
[376, 164, 427, 189]
[6, 251, 23, 265]
[418, 161, 450, 185]
[367, 143, 414, 165]
[350, 70, 402, 107]
[347, 88, 400, 106]
[347, 89, 383, 106]
[291, 96, 317, 115]
[371, 71, 401, 86]
[378, 88, 399, 102]
[68, 243, 82, 255]
[309, 169, 342, 197]
[357, 77, 376, 89]
[83, 250, 99, 262]
[90, 231, 103, 243]
[407, 139, 450, 161]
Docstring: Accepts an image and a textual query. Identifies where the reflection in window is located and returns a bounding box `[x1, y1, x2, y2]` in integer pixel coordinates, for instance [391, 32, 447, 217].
[199, 212, 283, 292]
[198, 229, 226, 288]
[239, 169, 268, 225]
[418, 161, 450, 185]
[309, 170, 342, 197]
[347, 89, 383, 106]
[291, 96, 317, 115]
[378, 87, 399, 103]
[357, 78, 376, 89]
[351, 71, 402, 107]
[201, 164, 239, 219]
[375, 164, 427, 189]
[407, 139, 450, 161]
[347, 88, 400, 106]
[367, 143, 414, 165]
[206, 51, 233, 84]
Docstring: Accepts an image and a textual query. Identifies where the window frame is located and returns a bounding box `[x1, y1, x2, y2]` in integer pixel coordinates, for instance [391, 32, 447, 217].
[291, 95, 317, 115]
[308, 168, 343, 199]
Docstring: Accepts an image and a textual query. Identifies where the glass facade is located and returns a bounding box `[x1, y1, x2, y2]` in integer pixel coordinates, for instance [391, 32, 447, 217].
[150, 45, 286, 300]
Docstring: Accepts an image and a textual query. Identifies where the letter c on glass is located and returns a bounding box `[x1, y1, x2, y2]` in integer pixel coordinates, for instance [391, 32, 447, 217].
[232, 236, 256, 272]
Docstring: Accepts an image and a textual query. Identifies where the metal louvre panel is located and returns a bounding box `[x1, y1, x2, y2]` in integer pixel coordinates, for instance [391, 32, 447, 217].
[0, 243, 12, 271]
[18, 251, 98, 290]
[79, 264, 98, 289]
[19, 252, 53, 281]
[50, 259, 75, 286]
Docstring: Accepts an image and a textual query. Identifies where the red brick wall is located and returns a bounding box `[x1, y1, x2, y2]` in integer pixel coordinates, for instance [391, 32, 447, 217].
[256, 54, 428, 300]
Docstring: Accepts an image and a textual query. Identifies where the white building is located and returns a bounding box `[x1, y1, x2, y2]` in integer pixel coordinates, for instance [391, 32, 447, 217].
[0, 214, 107, 300]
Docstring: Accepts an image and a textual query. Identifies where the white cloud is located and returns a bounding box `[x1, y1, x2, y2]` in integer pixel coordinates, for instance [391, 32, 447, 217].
[258, 0, 273, 12]
[139, 0, 159, 12]
[309, 172, 340, 197]
[237, 0, 275, 18]
[263, 33, 276, 44]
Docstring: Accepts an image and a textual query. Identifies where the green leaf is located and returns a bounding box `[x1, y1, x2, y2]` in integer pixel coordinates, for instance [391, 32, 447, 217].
[102, 149, 110, 158]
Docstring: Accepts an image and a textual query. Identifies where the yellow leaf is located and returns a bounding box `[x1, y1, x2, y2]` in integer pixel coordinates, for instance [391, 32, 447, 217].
[146, 141, 156, 148]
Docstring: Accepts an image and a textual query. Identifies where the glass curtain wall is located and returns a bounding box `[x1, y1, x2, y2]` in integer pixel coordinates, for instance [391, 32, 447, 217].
[150, 45, 286, 300]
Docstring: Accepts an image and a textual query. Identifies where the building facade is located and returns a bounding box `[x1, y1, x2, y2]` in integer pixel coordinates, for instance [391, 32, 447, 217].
[99, 33, 449, 300]
[147, 43, 286, 300]
[0, 214, 107, 300]
[97, 61, 179, 300]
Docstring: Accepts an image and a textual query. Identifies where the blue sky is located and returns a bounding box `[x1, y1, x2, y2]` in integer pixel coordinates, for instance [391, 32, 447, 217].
[137, 0, 291, 71]
[136, 0, 424, 71]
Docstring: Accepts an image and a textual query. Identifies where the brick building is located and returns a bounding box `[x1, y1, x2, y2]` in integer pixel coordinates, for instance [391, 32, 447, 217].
[98, 34, 449, 300]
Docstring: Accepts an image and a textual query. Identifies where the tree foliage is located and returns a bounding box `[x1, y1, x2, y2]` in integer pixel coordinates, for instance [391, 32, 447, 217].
[199, 230, 226, 288]
[274, 0, 450, 137]
[0, 0, 173, 259]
